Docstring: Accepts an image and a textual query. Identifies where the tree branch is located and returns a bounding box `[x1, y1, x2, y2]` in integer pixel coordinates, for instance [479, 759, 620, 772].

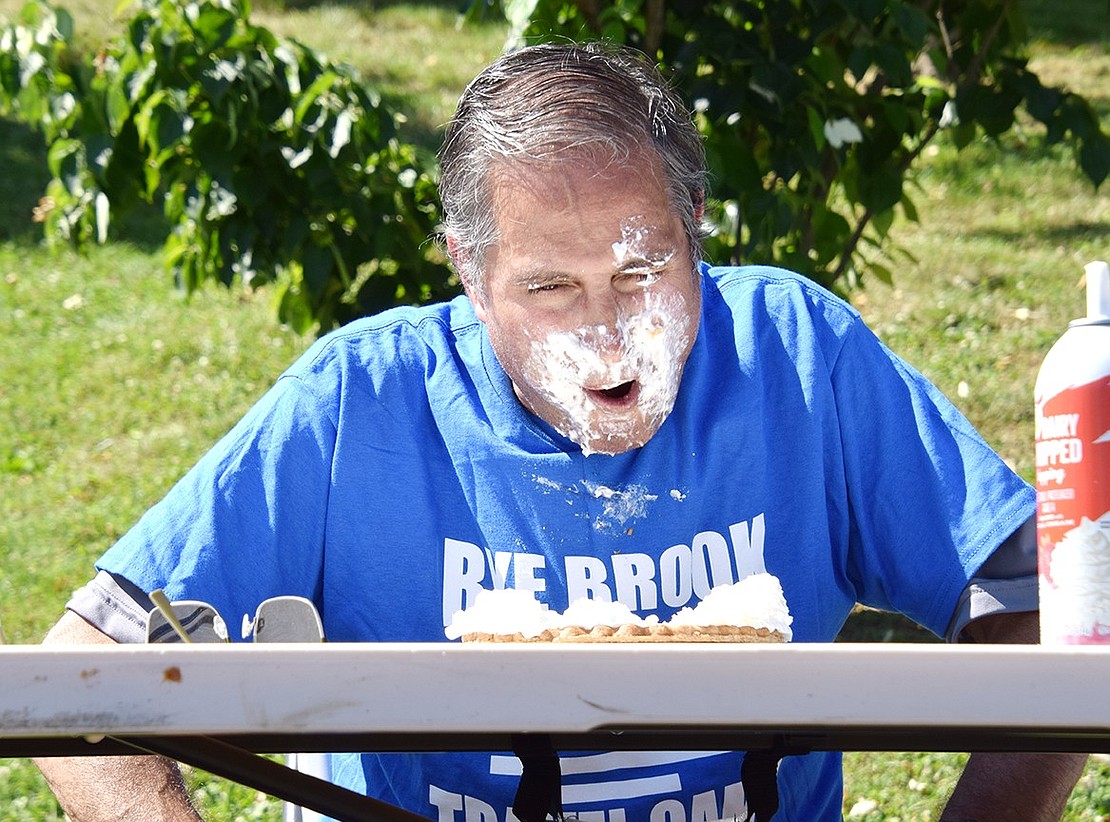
[645, 0, 665, 54]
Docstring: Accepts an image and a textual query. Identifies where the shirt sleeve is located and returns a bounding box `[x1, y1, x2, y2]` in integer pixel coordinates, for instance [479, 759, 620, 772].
[65, 569, 152, 644]
[945, 514, 1039, 642]
[93, 373, 338, 637]
[831, 320, 1036, 637]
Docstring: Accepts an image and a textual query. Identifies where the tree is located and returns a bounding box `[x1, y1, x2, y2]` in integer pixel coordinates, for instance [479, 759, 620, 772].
[1, 0, 451, 334]
[3, 0, 1108, 331]
[471, 0, 1109, 291]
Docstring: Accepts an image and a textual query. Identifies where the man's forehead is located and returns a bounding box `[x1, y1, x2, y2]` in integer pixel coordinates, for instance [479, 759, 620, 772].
[478, 151, 687, 286]
[491, 174, 677, 239]
[489, 219, 681, 272]
[489, 145, 671, 201]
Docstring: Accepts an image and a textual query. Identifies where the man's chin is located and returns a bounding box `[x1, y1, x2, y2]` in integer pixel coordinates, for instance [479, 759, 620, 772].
[523, 389, 674, 455]
[572, 414, 667, 456]
[582, 440, 644, 456]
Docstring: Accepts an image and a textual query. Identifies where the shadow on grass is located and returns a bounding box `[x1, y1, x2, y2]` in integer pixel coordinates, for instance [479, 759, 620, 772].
[0, 116, 172, 251]
[0, 117, 51, 244]
[1021, 0, 1110, 48]
[836, 608, 940, 643]
[975, 220, 1109, 249]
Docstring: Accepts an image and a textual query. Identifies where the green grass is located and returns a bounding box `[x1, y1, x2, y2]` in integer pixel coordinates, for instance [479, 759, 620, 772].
[2, 0, 1109, 818]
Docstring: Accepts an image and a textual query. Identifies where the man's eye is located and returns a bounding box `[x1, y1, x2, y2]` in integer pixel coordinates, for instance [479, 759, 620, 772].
[527, 282, 566, 294]
[621, 270, 662, 287]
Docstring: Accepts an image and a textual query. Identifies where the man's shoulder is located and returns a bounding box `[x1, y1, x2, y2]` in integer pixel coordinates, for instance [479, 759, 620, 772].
[701, 263, 861, 329]
[704, 263, 846, 301]
[292, 295, 481, 375]
[323, 294, 479, 346]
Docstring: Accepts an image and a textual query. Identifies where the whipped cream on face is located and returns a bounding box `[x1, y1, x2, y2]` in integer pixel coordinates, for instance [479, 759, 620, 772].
[521, 287, 692, 455]
[1046, 515, 1110, 638]
[445, 572, 793, 641]
[611, 216, 675, 271]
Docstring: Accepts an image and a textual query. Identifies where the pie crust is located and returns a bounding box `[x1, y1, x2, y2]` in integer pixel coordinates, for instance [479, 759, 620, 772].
[462, 623, 785, 643]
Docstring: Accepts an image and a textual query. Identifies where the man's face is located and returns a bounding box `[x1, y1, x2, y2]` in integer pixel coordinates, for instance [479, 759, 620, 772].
[468, 154, 701, 455]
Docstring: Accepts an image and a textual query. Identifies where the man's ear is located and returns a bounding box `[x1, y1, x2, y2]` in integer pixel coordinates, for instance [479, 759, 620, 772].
[445, 234, 465, 278]
[446, 234, 474, 294]
[693, 189, 705, 225]
[447, 235, 490, 323]
[470, 287, 491, 324]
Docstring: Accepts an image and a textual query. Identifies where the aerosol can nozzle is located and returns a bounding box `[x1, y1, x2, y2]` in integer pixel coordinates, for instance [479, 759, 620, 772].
[1084, 260, 1110, 321]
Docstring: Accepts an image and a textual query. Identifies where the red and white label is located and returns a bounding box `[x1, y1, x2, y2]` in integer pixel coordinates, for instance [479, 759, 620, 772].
[1036, 375, 1110, 644]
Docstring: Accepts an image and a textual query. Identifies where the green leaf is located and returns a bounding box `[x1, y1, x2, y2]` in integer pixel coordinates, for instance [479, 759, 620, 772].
[133, 87, 168, 148]
[200, 55, 245, 105]
[1079, 135, 1110, 189]
[891, 4, 927, 48]
[190, 4, 238, 47]
[868, 261, 894, 286]
[294, 71, 339, 126]
[916, 75, 949, 92]
[857, 164, 902, 212]
[104, 78, 131, 136]
[879, 98, 910, 137]
[873, 42, 912, 87]
[275, 276, 316, 334]
[807, 106, 826, 150]
[46, 136, 82, 179]
[301, 241, 333, 302]
[847, 45, 871, 84]
[125, 60, 157, 106]
[805, 47, 842, 87]
[951, 120, 977, 150]
[189, 117, 236, 176]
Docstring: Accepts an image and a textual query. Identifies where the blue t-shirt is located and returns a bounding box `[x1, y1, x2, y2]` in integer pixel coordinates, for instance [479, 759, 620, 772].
[98, 265, 1034, 821]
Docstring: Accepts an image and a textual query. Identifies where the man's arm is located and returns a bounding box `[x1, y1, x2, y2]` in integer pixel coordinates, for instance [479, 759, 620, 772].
[33, 610, 203, 822]
[940, 611, 1088, 822]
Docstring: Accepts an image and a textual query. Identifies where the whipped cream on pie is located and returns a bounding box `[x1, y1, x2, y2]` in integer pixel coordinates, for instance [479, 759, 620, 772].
[445, 573, 792, 643]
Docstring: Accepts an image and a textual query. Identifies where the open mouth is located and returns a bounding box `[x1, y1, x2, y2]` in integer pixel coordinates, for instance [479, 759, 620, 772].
[587, 380, 638, 406]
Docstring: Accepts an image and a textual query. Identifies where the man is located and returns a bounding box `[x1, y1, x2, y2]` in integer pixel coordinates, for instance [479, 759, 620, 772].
[36, 43, 1085, 821]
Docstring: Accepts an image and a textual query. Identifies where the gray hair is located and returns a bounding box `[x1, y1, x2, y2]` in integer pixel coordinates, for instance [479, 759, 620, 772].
[438, 42, 706, 291]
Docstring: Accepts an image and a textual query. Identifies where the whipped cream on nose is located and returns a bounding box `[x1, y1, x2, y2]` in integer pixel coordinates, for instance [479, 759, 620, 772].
[579, 323, 626, 365]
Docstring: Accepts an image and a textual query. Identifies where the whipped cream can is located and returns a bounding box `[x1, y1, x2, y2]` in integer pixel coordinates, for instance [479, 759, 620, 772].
[1035, 260, 1110, 644]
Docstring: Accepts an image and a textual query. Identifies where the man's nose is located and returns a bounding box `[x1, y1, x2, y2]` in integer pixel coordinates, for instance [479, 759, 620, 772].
[580, 292, 627, 362]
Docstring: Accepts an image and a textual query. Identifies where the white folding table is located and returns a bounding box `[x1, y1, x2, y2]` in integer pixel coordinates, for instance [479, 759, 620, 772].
[3, 643, 1108, 820]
